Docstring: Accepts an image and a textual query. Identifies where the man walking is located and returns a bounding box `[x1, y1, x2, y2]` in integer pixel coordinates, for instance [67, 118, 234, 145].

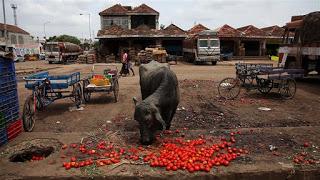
[120, 49, 129, 76]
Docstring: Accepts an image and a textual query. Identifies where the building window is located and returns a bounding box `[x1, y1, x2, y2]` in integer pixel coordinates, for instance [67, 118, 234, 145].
[18, 35, 24, 44]
[11, 34, 17, 44]
[113, 19, 120, 26]
[122, 19, 128, 27]
[101, 16, 128, 29]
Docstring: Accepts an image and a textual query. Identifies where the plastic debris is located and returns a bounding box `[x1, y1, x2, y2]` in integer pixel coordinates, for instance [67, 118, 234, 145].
[269, 145, 277, 151]
[258, 107, 271, 111]
[69, 106, 85, 112]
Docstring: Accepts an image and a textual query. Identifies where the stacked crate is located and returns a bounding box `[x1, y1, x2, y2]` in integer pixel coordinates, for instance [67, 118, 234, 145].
[77, 55, 87, 64]
[128, 48, 136, 65]
[77, 54, 96, 64]
[0, 57, 21, 147]
[86, 54, 96, 64]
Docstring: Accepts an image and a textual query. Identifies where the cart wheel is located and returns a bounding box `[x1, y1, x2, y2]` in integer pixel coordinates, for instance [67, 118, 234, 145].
[73, 83, 82, 106]
[279, 78, 296, 99]
[35, 87, 45, 111]
[83, 79, 91, 102]
[22, 95, 35, 132]
[218, 77, 241, 100]
[113, 79, 119, 102]
[257, 79, 273, 94]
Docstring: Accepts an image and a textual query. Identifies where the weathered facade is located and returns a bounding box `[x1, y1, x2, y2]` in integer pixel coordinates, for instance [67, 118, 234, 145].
[97, 4, 187, 62]
[261, 25, 286, 56]
[216, 24, 242, 56]
[0, 23, 34, 46]
[99, 4, 159, 30]
[216, 24, 287, 57]
[98, 4, 289, 61]
[237, 25, 267, 56]
[0, 23, 41, 56]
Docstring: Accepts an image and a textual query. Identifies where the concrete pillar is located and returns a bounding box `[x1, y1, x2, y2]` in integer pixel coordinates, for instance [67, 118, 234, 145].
[235, 39, 241, 56]
[156, 15, 159, 30]
[259, 40, 262, 56]
[100, 16, 104, 30]
[128, 15, 131, 29]
[259, 39, 266, 56]
[263, 39, 266, 56]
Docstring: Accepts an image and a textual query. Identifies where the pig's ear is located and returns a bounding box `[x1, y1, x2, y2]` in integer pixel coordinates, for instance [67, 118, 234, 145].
[152, 108, 166, 130]
[133, 97, 138, 106]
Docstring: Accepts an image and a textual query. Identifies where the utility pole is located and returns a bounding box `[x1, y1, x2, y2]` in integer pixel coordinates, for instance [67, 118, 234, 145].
[11, 4, 17, 26]
[80, 13, 91, 41]
[43, 21, 50, 40]
[2, 0, 7, 48]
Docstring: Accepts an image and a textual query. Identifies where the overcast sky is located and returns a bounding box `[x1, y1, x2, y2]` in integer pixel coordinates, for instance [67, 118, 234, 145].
[1, 0, 319, 40]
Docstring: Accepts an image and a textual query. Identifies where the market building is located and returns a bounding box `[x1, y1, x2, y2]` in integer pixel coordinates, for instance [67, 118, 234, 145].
[216, 24, 242, 56]
[0, 23, 41, 56]
[216, 24, 287, 57]
[0, 23, 33, 46]
[261, 25, 286, 56]
[97, 4, 187, 62]
[97, 3, 290, 61]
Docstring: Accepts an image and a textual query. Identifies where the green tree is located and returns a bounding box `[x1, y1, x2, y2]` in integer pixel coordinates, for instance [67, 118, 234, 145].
[80, 42, 90, 51]
[47, 36, 57, 42]
[93, 41, 100, 50]
[47, 35, 81, 45]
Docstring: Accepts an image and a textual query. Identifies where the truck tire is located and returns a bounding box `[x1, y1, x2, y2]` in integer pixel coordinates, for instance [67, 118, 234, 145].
[211, 61, 217, 65]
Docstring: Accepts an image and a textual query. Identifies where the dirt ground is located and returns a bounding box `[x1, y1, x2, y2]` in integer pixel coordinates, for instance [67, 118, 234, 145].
[0, 60, 320, 179]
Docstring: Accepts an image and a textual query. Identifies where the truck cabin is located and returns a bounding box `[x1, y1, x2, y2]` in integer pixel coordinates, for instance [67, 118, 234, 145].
[44, 42, 60, 53]
[197, 30, 220, 55]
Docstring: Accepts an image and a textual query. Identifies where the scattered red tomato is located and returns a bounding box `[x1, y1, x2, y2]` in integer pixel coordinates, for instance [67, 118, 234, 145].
[65, 164, 71, 170]
[59, 130, 249, 173]
[31, 155, 45, 161]
[70, 157, 76, 162]
[71, 144, 77, 148]
[303, 142, 310, 148]
[62, 144, 68, 150]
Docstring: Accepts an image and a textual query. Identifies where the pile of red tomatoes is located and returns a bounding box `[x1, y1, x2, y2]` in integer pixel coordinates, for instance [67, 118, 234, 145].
[61, 130, 248, 173]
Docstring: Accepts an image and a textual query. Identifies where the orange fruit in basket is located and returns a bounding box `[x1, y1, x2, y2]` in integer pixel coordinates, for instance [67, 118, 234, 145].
[90, 77, 110, 86]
